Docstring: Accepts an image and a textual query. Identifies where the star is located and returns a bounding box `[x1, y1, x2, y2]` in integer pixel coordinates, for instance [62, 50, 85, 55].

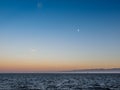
[77, 29, 80, 32]
[37, 2, 42, 8]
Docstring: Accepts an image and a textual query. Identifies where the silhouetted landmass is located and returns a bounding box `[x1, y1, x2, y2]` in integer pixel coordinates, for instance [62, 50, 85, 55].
[63, 68, 120, 73]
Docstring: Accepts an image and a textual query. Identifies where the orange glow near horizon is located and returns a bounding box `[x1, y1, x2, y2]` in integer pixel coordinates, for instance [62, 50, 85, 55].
[0, 57, 120, 72]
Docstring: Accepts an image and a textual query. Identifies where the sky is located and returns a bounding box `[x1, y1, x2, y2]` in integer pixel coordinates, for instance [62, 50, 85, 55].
[0, 0, 120, 72]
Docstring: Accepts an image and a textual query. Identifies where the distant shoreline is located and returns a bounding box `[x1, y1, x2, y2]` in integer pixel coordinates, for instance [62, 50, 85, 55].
[0, 72, 120, 74]
[0, 68, 120, 74]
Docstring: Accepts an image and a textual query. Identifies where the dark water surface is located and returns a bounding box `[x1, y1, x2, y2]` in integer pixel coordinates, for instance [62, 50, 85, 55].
[0, 73, 119, 90]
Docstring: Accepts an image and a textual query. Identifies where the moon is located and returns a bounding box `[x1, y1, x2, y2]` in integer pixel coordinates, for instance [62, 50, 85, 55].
[31, 48, 37, 52]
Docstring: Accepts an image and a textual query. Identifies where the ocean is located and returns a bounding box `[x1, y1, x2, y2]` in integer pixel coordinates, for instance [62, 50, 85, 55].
[0, 73, 119, 90]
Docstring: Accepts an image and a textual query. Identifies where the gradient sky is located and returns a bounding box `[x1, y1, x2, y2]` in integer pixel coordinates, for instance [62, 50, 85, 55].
[0, 0, 120, 72]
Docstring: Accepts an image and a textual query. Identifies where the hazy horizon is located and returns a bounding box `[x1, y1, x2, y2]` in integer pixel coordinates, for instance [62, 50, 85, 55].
[0, 0, 120, 72]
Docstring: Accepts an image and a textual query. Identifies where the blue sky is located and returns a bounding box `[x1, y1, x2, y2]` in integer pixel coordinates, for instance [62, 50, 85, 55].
[0, 0, 120, 72]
